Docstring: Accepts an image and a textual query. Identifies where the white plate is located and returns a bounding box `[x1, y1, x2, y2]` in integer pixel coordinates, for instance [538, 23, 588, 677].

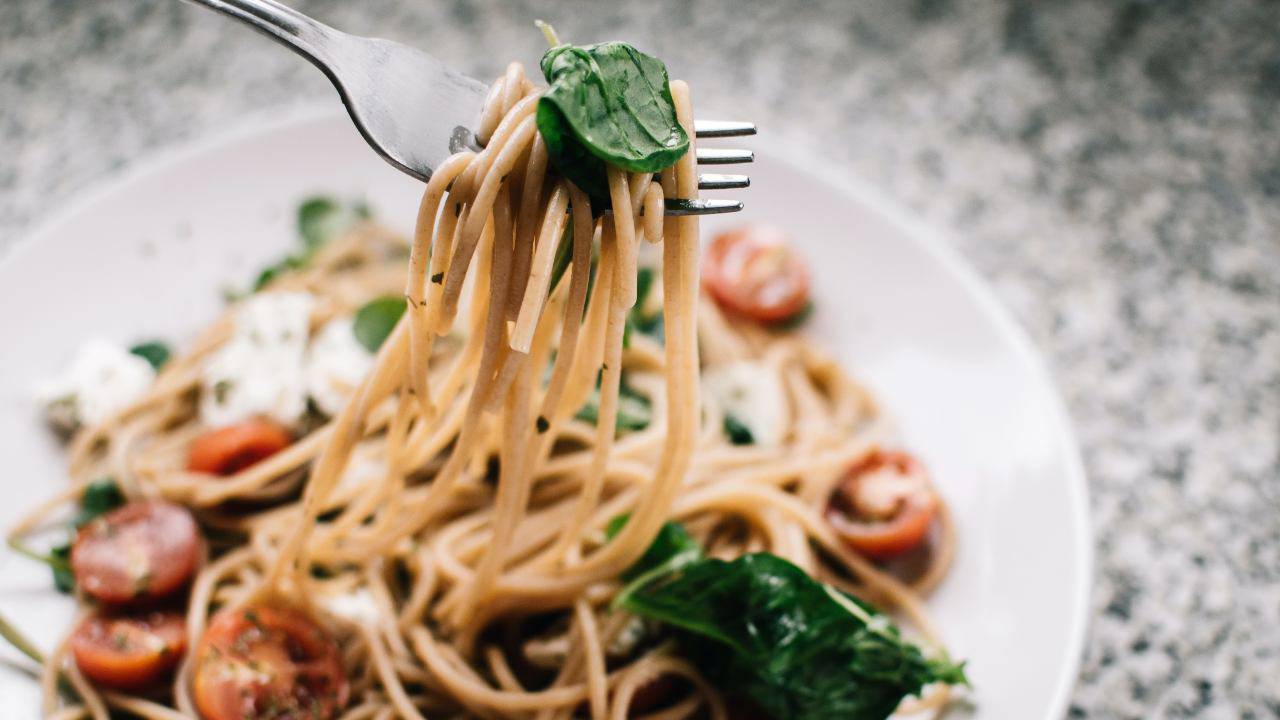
[0, 108, 1091, 718]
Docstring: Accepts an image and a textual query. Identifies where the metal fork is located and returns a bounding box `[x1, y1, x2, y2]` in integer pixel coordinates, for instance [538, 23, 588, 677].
[182, 0, 755, 215]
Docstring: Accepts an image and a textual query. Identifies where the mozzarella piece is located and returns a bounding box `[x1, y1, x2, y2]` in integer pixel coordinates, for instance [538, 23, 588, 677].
[703, 361, 789, 448]
[200, 291, 314, 427]
[305, 317, 374, 417]
[36, 339, 155, 430]
[322, 588, 382, 625]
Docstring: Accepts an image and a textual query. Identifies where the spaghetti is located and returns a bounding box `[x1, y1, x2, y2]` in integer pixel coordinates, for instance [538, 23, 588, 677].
[11, 58, 961, 720]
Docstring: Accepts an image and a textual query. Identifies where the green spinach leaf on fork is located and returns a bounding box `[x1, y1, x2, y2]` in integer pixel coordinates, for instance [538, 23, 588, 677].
[537, 42, 689, 203]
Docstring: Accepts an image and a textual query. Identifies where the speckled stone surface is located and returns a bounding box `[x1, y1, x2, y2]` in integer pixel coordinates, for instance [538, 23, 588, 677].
[2, 0, 1277, 717]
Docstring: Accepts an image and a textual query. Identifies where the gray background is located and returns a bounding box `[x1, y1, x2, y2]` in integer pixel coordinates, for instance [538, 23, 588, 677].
[2, 1, 1277, 717]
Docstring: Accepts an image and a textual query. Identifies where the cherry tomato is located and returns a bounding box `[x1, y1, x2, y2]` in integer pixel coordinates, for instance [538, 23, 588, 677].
[70, 609, 187, 691]
[703, 225, 811, 324]
[71, 500, 200, 604]
[193, 605, 349, 720]
[187, 419, 293, 476]
[826, 450, 938, 560]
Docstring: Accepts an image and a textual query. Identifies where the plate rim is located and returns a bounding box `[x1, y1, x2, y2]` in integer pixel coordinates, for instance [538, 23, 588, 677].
[0, 103, 1093, 718]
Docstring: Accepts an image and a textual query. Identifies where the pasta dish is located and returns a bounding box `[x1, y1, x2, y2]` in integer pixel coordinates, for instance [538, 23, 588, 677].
[5, 33, 967, 720]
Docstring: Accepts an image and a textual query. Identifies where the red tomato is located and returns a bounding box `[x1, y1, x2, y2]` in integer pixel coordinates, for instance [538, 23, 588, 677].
[193, 605, 349, 720]
[187, 419, 293, 476]
[703, 225, 811, 324]
[826, 450, 938, 560]
[70, 609, 187, 691]
[71, 500, 200, 604]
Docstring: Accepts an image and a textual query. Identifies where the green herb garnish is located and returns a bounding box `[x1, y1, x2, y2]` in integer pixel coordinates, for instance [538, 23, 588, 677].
[575, 380, 651, 433]
[608, 521, 968, 719]
[245, 196, 371, 294]
[352, 296, 407, 353]
[620, 552, 968, 719]
[722, 414, 754, 445]
[547, 222, 576, 293]
[606, 516, 701, 583]
[9, 539, 73, 594]
[9, 479, 123, 593]
[298, 196, 371, 250]
[128, 341, 171, 371]
[537, 42, 689, 202]
[73, 478, 125, 528]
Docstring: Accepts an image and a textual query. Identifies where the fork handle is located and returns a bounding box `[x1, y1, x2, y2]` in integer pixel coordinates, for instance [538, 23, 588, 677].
[182, 0, 341, 68]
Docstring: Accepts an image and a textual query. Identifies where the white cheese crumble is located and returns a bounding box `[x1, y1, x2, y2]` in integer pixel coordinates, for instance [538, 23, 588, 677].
[305, 317, 374, 417]
[36, 339, 155, 430]
[322, 588, 381, 625]
[703, 361, 789, 447]
[201, 291, 314, 427]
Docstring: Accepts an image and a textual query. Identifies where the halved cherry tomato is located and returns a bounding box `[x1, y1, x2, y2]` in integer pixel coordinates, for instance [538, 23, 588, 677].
[71, 500, 200, 604]
[187, 419, 293, 476]
[71, 609, 186, 691]
[193, 605, 349, 720]
[826, 450, 938, 560]
[703, 225, 811, 324]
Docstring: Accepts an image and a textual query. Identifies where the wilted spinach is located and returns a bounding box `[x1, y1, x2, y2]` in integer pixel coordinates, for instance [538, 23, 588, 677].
[353, 296, 407, 353]
[537, 42, 689, 202]
[128, 341, 171, 371]
[9, 478, 124, 594]
[618, 552, 967, 719]
[244, 196, 371, 294]
[71, 478, 125, 529]
[605, 515, 702, 583]
[575, 380, 651, 432]
[298, 196, 371, 250]
[722, 414, 755, 445]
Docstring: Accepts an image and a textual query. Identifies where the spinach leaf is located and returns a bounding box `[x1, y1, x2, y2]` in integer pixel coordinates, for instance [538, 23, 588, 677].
[547, 222, 576, 293]
[606, 515, 702, 582]
[73, 478, 125, 528]
[575, 380, 651, 432]
[722, 414, 755, 445]
[620, 553, 967, 720]
[9, 479, 124, 595]
[9, 539, 74, 595]
[298, 195, 371, 250]
[537, 42, 689, 202]
[128, 341, 171, 371]
[48, 545, 74, 593]
[353, 296, 407, 353]
[251, 253, 307, 292]
[243, 196, 371, 295]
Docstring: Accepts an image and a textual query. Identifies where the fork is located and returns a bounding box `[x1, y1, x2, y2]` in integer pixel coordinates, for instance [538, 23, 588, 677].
[182, 0, 755, 215]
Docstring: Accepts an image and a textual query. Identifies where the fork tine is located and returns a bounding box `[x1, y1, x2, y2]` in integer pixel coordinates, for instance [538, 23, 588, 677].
[698, 173, 751, 190]
[694, 120, 758, 138]
[696, 148, 754, 165]
[663, 198, 743, 216]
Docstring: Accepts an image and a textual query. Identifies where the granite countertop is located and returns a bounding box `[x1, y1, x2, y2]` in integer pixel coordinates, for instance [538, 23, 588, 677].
[2, 1, 1277, 717]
